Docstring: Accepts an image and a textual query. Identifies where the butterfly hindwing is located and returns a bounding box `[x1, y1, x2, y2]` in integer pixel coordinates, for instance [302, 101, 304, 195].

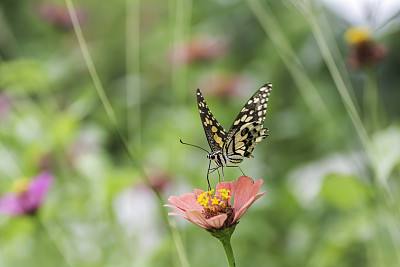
[224, 122, 269, 162]
[196, 89, 227, 153]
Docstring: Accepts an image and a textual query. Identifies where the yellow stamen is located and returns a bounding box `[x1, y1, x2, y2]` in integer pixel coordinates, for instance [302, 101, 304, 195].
[211, 197, 220, 205]
[197, 191, 213, 208]
[218, 189, 231, 200]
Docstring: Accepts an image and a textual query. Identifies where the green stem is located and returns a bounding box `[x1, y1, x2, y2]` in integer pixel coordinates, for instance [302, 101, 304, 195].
[210, 227, 237, 267]
[364, 67, 380, 132]
[65, 2, 190, 266]
[220, 235, 236, 267]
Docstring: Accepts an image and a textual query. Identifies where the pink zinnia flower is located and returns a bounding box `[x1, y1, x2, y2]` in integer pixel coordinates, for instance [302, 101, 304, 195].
[36, 2, 85, 30]
[0, 171, 53, 216]
[165, 176, 265, 231]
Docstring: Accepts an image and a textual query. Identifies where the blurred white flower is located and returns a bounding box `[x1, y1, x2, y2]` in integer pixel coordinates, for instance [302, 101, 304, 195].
[323, 0, 400, 34]
[112, 174, 191, 264]
[288, 152, 367, 206]
[113, 185, 162, 255]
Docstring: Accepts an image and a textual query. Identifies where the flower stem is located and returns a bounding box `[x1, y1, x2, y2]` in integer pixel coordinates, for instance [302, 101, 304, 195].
[364, 67, 381, 132]
[220, 235, 236, 267]
[210, 227, 237, 267]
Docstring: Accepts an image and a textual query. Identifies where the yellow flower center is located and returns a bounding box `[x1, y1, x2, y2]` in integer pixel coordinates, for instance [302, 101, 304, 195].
[344, 27, 371, 45]
[196, 189, 233, 219]
[11, 177, 30, 194]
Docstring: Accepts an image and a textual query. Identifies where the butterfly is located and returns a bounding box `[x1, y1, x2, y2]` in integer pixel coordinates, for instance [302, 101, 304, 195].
[196, 83, 272, 189]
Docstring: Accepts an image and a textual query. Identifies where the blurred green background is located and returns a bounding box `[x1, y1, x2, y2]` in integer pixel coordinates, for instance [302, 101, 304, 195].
[1, 0, 400, 266]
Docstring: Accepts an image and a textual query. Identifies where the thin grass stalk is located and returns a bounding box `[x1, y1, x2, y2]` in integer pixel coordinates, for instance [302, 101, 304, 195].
[294, 3, 399, 214]
[126, 0, 142, 154]
[246, 0, 331, 123]
[38, 218, 76, 267]
[65, 1, 190, 265]
[170, 0, 192, 104]
[364, 67, 380, 131]
[297, 3, 400, 264]
[314, 13, 361, 113]
[301, 5, 372, 155]
[300, 8, 400, 219]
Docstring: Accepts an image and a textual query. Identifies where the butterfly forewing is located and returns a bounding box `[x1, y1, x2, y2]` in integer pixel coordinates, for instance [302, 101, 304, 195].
[196, 89, 227, 153]
[223, 83, 272, 161]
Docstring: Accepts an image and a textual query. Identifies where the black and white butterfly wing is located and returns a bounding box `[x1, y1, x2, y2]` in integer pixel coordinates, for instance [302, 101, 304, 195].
[196, 89, 227, 153]
[223, 83, 272, 162]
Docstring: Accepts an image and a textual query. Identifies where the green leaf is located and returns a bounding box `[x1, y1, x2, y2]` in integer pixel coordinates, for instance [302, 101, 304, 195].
[320, 173, 369, 210]
[0, 59, 50, 94]
[51, 113, 78, 147]
[372, 126, 400, 183]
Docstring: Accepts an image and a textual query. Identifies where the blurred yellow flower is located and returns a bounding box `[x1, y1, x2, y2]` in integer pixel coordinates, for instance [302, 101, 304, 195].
[344, 27, 371, 44]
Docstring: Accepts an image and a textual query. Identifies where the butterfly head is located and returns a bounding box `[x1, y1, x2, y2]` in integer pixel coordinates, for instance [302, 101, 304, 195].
[206, 151, 227, 167]
[207, 153, 216, 160]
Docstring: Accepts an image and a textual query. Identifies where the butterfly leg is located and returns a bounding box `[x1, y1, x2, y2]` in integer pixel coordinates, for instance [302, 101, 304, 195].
[219, 167, 225, 182]
[225, 165, 246, 176]
[206, 160, 212, 191]
[238, 166, 246, 176]
[207, 165, 222, 190]
[217, 168, 221, 182]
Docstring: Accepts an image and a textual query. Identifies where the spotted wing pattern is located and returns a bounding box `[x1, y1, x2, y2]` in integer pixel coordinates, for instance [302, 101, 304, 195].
[223, 83, 272, 163]
[196, 89, 227, 153]
[226, 83, 272, 140]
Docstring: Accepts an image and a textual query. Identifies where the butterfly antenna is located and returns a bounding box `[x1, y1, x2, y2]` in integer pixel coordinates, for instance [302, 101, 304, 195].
[180, 139, 210, 154]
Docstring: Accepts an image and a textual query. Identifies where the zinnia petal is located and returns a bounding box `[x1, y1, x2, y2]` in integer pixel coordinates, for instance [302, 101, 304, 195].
[194, 189, 204, 197]
[167, 212, 189, 220]
[164, 204, 187, 214]
[216, 180, 235, 201]
[186, 210, 228, 230]
[233, 191, 265, 222]
[167, 193, 202, 211]
[186, 210, 212, 229]
[168, 211, 207, 229]
[233, 176, 256, 212]
[25, 171, 53, 209]
[245, 178, 264, 203]
[0, 194, 24, 216]
[205, 213, 228, 229]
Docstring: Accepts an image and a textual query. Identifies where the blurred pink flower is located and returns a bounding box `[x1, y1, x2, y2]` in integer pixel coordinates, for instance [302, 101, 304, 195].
[36, 2, 85, 29]
[0, 94, 12, 119]
[198, 72, 250, 99]
[165, 176, 265, 230]
[0, 171, 53, 216]
[169, 36, 228, 65]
